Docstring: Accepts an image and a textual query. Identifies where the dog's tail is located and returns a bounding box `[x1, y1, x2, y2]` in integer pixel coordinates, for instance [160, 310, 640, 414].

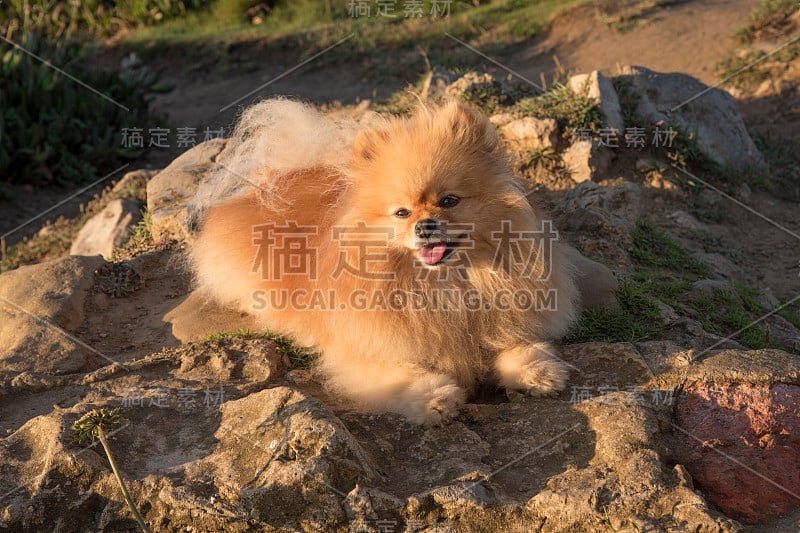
[191, 98, 360, 220]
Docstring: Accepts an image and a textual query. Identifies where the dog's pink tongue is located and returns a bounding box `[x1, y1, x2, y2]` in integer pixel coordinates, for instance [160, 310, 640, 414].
[420, 242, 447, 265]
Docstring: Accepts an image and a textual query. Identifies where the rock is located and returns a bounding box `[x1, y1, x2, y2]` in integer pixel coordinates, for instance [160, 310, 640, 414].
[111, 169, 157, 200]
[527, 391, 732, 532]
[174, 338, 288, 382]
[556, 181, 641, 266]
[674, 381, 800, 524]
[420, 68, 524, 108]
[635, 157, 660, 172]
[558, 180, 641, 228]
[147, 138, 228, 241]
[561, 140, 613, 183]
[616, 65, 765, 171]
[659, 316, 745, 352]
[488, 113, 515, 126]
[763, 314, 800, 353]
[736, 182, 752, 202]
[0, 256, 104, 375]
[560, 243, 619, 310]
[655, 300, 681, 326]
[568, 70, 625, 133]
[70, 199, 143, 259]
[691, 251, 742, 279]
[164, 290, 262, 343]
[756, 287, 780, 309]
[690, 279, 736, 297]
[206, 386, 377, 532]
[444, 71, 502, 101]
[668, 210, 706, 232]
[500, 117, 559, 149]
[6, 339, 799, 530]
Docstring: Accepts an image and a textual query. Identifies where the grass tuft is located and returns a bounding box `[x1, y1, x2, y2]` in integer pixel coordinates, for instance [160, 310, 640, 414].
[204, 329, 318, 369]
[630, 222, 709, 275]
[514, 83, 601, 135]
[565, 280, 662, 344]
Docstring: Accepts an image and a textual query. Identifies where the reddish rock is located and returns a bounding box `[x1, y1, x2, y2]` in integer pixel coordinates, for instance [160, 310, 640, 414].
[674, 381, 800, 524]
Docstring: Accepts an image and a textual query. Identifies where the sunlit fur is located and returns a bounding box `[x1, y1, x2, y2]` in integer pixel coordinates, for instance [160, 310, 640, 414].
[190, 99, 579, 424]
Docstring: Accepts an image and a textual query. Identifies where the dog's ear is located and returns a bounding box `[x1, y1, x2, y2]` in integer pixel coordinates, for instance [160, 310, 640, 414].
[352, 128, 390, 162]
[444, 101, 499, 152]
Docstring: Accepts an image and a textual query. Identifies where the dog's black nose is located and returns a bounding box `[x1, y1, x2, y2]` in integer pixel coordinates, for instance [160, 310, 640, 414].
[414, 218, 439, 238]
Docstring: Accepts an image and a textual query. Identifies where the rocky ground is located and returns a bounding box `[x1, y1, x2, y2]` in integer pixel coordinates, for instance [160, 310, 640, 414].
[1, 59, 800, 532]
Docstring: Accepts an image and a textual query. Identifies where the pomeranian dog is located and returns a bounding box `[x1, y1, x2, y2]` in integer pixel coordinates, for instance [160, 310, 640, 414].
[190, 99, 578, 425]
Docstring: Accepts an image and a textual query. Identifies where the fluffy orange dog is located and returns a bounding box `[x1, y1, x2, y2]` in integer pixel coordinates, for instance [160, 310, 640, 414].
[191, 99, 578, 424]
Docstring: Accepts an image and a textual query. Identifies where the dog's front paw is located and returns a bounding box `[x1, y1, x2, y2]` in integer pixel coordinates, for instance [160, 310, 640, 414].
[516, 355, 568, 396]
[423, 383, 467, 426]
[401, 377, 466, 426]
[496, 343, 569, 396]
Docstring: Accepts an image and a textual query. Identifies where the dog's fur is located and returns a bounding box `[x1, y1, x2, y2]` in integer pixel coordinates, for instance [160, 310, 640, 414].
[191, 99, 578, 424]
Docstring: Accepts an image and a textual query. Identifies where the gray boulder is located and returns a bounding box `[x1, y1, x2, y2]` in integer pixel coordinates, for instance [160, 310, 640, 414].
[616, 65, 765, 170]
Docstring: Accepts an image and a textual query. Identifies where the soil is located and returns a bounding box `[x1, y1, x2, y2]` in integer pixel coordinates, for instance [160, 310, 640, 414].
[511, 0, 763, 84]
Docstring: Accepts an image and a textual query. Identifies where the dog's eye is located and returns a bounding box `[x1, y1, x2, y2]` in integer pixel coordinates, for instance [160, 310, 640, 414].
[394, 208, 411, 218]
[438, 195, 460, 208]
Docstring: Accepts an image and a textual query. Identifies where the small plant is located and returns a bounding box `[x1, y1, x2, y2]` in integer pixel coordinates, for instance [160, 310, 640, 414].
[523, 146, 560, 170]
[687, 286, 775, 350]
[204, 328, 266, 341]
[715, 0, 799, 89]
[126, 209, 154, 249]
[204, 329, 318, 369]
[458, 79, 512, 114]
[97, 262, 144, 297]
[72, 408, 151, 533]
[611, 75, 644, 127]
[515, 83, 601, 137]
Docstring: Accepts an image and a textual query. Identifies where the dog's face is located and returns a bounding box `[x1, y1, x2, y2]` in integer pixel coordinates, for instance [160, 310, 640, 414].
[346, 102, 533, 270]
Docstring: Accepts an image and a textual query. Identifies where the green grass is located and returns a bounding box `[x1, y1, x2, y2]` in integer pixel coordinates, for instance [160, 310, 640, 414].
[126, 209, 154, 249]
[630, 222, 709, 275]
[687, 285, 774, 349]
[567, 221, 795, 351]
[457, 76, 515, 115]
[204, 329, 317, 369]
[0, 0, 206, 39]
[0, 34, 162, 188]
[628, 222, 791, 350]
[565, 280, 662, 344]
[514, 82, 601, 134]
[125, 0, 589, 57]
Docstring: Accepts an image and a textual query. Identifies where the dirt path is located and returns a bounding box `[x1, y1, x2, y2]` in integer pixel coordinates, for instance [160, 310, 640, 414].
[146, 0, 762, 127]
[511, 0, 762, 84]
